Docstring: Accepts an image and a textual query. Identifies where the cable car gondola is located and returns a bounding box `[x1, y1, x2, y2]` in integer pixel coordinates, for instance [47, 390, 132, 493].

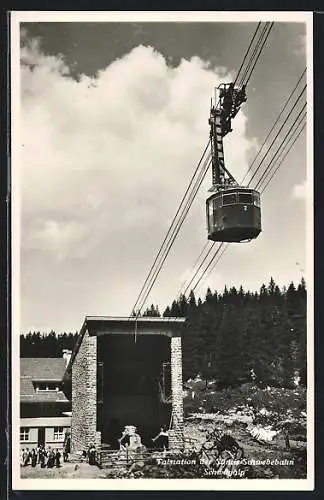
[206, 83, 262, 243]
[206, 186, 261, 242]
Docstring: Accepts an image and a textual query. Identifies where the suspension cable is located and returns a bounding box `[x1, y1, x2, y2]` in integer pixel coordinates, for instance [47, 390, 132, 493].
[260, 122, 306, 194]
[195, 120, 306, 292]
[130, 21, 274, 316]
[238, 23, 268, 86]
[254, 103, 306, 190]
[129, 141, 210, 316]
[243, 23, 274, 86]
[183, 80, 306, 295]
[178, 240, 212, 296]
[241, 68, 306, 185]
[134, 155, 212, 316]
[247, 85, 306, 187]
[193, 242, 228, 294]
[176, 25, 277, 299]
[233, 22, 262, 86]
[192, 110, 306, 294]
[257, 112, 306, 192]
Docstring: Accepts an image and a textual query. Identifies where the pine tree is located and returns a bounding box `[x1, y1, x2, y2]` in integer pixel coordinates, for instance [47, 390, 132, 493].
[163, 306, 171, 317]
[178, 294, 188, 317]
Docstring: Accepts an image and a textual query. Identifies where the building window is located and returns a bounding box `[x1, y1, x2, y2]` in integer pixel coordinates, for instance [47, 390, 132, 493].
[20, 427, 30, 442]
[36, 383, 59, 392]
[53, 427, 64, 441]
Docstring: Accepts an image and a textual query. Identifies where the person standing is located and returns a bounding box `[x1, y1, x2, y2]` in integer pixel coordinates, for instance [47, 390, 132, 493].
[152, 426, 169, 451]
[88, 444, 96, 466]
[23, 448, 30, 466]
[55, 449, 61, 468]
[39, 447, 46, 468]
[47, 447, 55, 468]
[63, 432, 71, 462]
[31, 449, 37, 468]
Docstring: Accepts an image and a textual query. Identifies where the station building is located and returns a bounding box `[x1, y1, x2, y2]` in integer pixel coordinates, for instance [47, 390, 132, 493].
[63, 316, 186, 453]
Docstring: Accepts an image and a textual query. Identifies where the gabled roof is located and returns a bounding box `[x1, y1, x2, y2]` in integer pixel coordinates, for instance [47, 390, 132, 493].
[20, 358, 70, 404]
[20, 358, 67, 381]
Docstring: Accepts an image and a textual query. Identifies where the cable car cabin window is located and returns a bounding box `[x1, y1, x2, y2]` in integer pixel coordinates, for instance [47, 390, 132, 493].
[207, 200, 213, 231]
[222, 193, 237, 205]
[253, 193, 260, 207]
[213, 196, 222, 209]
[238, 192, 253, 204]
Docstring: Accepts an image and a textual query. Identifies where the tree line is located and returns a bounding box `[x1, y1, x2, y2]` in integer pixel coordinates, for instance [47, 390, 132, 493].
[20, 277, 307, 388]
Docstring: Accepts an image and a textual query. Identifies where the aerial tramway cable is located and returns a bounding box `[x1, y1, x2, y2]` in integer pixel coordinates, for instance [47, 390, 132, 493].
[239, 23, 274, 86]
[233, 22, 262, 87]
[189, 104, 307, 294]
[130, 141, 210, 317]
[180, 69, 306, 295]
[240, 68, 306, 186]
[260, 121, 306, 194]
[255, 105, 306, 191]
[247, 85, 306, 187]
[193, 116, 306, 294]
[132, 153, 212, 318]
[130, 22, 274, 317]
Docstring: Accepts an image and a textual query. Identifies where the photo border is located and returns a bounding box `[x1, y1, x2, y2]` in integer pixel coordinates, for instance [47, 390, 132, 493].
[6, 9, 318, 496]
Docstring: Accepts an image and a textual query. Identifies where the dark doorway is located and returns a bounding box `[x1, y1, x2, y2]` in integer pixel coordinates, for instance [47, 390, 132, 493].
[97, 334, 171, 448]
[38, 427, 45, 447]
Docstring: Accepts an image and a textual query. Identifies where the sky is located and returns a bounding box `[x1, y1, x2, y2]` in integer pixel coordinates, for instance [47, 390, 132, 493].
[16, 15, 309, 333]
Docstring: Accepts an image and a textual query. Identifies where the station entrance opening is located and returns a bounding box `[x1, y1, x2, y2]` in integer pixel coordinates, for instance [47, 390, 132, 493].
[97, 333, 171, 449]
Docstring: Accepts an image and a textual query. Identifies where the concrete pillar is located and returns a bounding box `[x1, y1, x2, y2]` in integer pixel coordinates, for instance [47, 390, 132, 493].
[169, 335, 184, 451]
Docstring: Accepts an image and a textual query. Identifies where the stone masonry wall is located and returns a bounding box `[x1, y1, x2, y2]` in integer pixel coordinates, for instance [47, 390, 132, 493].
[169, 335, 184, 451]
[71, 330, 100, 453]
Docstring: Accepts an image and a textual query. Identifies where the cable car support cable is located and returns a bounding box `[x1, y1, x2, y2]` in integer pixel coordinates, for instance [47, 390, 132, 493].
[239, 23, 274, 86]
[193, 116, 306, 294]
[129, 141, 210, 317]
[240, 68, 306, 186]
[180, 71, 306, 295]
[247, 84, 306, 188]
[190, 105, 306, 294]
[129, 21, 275, 316]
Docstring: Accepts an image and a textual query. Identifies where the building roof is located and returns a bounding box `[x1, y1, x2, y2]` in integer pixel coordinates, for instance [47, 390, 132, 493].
[85, 316, 186, 323]
[21, 416, 71, 427]
[85, 316, 186, 335]
[64, 315, 186, 376]
[20, 358, 67, 381]
[20, 358, 70, 404]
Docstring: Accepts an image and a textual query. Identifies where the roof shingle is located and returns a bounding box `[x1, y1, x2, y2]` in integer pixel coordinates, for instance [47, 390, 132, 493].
[20, 358, 67, 381]
[20, 358, 70, 403]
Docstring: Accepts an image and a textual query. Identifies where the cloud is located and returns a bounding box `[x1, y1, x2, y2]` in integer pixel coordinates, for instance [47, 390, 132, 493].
[20, 35, 257, 263]
[292, 33, 306, 56]
[24, 219, 89, 261]
[292, 180, 307, 200]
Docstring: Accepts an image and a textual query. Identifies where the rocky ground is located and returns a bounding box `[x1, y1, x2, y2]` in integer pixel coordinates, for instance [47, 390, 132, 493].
[20, 383, 307, 480]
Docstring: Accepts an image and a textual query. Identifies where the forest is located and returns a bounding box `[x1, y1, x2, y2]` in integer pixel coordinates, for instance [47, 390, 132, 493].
[20, 277, 306, 389]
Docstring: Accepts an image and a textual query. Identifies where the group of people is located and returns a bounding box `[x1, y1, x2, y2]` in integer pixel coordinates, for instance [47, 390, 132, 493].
[80, 444, 97, 465]
[21, 446, 63, 468]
